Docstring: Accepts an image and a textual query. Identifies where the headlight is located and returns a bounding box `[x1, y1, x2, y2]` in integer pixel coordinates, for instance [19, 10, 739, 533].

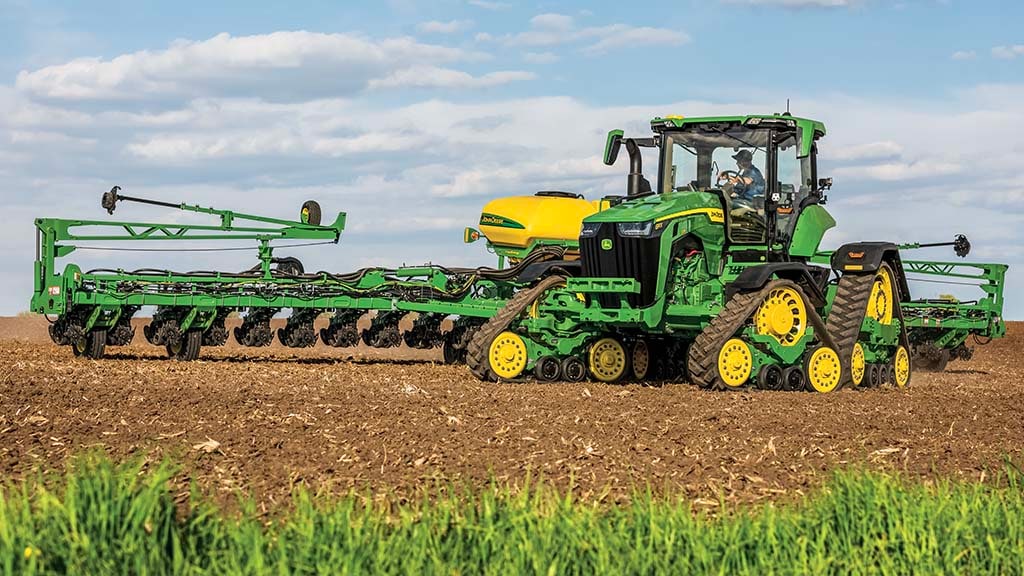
[616, 221, 654, 237]
[580, 222, 602, 238]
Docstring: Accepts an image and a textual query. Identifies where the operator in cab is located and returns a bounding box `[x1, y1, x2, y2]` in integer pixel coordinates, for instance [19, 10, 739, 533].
[721, 149, 765, 201]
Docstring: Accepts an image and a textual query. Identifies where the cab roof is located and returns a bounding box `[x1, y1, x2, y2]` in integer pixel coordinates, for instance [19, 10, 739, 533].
[650, 114, 826, 155]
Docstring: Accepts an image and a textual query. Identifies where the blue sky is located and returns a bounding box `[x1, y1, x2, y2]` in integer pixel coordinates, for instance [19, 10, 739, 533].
[2, 0, 1023, 317]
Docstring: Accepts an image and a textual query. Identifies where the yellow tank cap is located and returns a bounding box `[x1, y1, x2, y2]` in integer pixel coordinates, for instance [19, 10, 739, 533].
[478, 194, 603, 249]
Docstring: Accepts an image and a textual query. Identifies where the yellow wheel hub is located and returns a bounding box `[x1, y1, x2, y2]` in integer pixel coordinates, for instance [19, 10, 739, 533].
[588, 337, 627, 382]
[894, 345, 911, 388]
[806, 346, 841, 393]
[488, 331, 528, 379]
[717, 338, 752, 388]
[867, 267, 895, 325]
[755, 287, 807, 347]
[850, 342, 866, 387]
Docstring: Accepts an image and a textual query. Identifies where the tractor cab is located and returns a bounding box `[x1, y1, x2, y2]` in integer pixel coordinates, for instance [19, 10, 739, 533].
[602, 114, 833, 258]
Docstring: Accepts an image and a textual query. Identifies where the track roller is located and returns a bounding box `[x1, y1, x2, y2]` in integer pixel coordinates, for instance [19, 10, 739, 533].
[534, 355, 561, 381]
[558, 357, 585, 382]
[866, 364, 882, 388]
[630, 339, 651, 381]
[781, 366, 805, 392]
[757, 364, 783, 391]
[588, 337, 628, 383]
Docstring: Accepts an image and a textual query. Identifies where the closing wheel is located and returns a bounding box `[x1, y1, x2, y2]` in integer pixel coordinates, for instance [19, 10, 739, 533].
[534, 356, 561, 382]
[488, 331, 528, 379]
[805, 347, 842, 393]
[867, 265, 895, 325]
[631, 340, 651, 380]
[588, 337, 628, 382]
[300, 200, 322, 226]
[754, 286, 807, 347]
[717, 338, 752, 389]
[850, 342, 866, 387]
[561, 357, 587, 382]
[758, 364, 784, 391]
[782, 366, 806, 392]
[894, 345, 911, 388]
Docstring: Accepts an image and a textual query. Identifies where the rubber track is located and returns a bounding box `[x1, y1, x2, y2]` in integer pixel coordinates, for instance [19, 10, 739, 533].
[826, 262, 910, 388]
[688, 280, 834, 391]
[466, 274, 568, 381]
[825, 271, 873, 389]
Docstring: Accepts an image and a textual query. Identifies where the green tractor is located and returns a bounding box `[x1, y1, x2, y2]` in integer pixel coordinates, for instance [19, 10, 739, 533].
[464, 113, 1004, 391]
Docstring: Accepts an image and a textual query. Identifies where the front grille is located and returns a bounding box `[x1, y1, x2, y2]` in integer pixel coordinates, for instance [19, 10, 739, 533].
[580, 223, 661, 308]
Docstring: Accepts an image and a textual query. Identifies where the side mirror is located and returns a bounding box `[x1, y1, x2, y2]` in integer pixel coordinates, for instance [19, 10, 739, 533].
[464, 227, 481, 244]
[817, 177, 833, 191]
[603, 129, 624, 166]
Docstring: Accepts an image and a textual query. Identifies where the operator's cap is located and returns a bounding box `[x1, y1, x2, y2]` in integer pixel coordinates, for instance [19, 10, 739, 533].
[732, 149, 753, 162]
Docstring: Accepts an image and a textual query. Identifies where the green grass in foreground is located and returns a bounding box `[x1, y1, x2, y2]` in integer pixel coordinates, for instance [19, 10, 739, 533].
[0, 455, 1022, 575]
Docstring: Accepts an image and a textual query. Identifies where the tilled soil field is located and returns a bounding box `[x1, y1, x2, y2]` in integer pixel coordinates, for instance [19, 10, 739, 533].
[0, 316, 1021, 509]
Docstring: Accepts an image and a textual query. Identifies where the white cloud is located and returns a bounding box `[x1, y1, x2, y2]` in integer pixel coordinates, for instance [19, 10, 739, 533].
[15, 31, 484, 102]
[416, 20, 474, 34]
[721, 0, 854, 6]
[992, 45, 1024, 59]
[579, 25, 691, 55]
[523, 51, 559, 64]
[501, 13, 689, 53]
[467, 0, 510, 10]
[367, 66, 534, 89]
[951, 50, 976, 61]
[833, 160, 961, 181]
[831, 141, 903, 161]
[5, 28, 1024, 319]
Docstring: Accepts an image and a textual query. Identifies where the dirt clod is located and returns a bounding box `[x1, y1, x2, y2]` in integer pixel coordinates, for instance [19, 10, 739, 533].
[0, 316, 1021, 507]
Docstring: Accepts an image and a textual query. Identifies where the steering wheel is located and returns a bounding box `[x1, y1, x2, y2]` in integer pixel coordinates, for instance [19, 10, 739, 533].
[716, 170, 739, 187]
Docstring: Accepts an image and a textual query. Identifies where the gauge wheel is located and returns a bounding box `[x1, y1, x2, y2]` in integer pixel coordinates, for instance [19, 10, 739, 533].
[301, 200, 322, 226]
[167, 330, 202, 361]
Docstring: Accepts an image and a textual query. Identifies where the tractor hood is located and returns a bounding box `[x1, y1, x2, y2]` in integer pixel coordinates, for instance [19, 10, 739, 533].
[582, 191, 724, 227]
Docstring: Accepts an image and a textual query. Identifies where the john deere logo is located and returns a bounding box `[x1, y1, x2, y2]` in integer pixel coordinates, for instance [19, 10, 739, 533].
[479, 213, 525, 229]
[601, 239, 613, 251]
